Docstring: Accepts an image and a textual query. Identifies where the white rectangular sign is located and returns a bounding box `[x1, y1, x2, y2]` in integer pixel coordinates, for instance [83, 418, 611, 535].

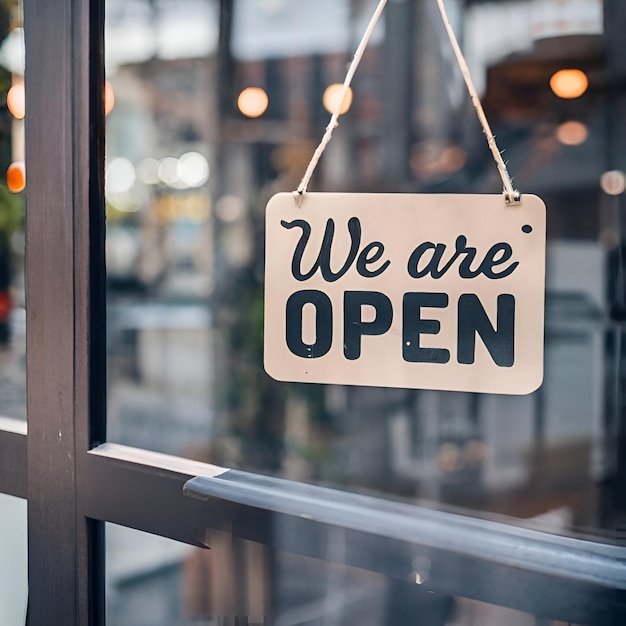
[264, 193, 546, 395]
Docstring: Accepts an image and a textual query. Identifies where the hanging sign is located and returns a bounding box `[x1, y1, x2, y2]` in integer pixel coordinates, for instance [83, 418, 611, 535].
[264, 192, 546, 395]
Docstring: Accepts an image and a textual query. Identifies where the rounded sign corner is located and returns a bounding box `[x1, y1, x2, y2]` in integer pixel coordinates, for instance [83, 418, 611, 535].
[520, 193, 547, 210]
[266, 191, 293, 213]
[517, 370, 544, 396]
[263, 355, 282, 383]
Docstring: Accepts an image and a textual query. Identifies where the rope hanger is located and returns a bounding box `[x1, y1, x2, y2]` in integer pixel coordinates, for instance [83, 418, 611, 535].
[293, 0, 520, 206]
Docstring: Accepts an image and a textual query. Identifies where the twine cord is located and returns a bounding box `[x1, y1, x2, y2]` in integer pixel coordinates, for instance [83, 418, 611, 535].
[293, 0, 388, 206]
[434, 0, 519, 203]
[294, 0, 519, 205]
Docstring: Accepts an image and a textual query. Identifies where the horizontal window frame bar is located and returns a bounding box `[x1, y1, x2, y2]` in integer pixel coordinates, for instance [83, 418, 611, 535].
[84, 442, 626, 625]
[0, 419, 27, 499]
[185, 470, 626, 584]
[82, 444, 228, 547]
[184, 471, 626, 625]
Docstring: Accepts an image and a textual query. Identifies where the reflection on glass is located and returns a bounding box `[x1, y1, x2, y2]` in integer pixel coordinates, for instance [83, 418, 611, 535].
[108, 523, 552, 626]
[0, 1, 25, 422]
[105, 0, 622, 540]
[0, 494, 27, 625]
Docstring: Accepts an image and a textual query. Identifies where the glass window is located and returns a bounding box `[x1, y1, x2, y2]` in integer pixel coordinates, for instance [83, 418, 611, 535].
[7, 0, 619, 622]
[107, 523, 570, 626]
[0, 494, 27, 625]
[0, 1, 25, 423]
[106, 524, 193, 625]
[104, 0, 622, 545]
[105, 0, 217, 456]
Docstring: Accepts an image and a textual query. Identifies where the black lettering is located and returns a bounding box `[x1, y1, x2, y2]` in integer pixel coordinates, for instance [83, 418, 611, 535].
[455, 236, 481, 278]
[407, 242, 445, 278]
[479, 243, 518, 279]
[281, 217, 361, 282]
[286, 290, 333, 358]
[356, 242, 390, 277]
[344, 291, 393, 360]
[457, 294, 515, 366]
[402, 292, 450, 363]
[407, 236, 519, 280]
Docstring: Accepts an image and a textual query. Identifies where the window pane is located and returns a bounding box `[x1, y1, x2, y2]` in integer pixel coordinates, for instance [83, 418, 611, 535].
[107, 524, 192, 625]
[105, 0, 217, 456]
[107, 523, 565, 626]
[0, 494, 27, 625]
[105, 0, 625, 540]
[0, 2, 25, 423]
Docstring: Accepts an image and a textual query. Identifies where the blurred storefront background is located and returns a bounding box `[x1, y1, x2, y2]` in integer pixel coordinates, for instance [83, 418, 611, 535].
[100, 0, 623, 622]
[104, 0, 614, 519]
[2, 0, 624, 624]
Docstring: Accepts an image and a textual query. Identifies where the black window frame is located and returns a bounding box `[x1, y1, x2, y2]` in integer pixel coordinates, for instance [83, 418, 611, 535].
[0, 0, 624, 623]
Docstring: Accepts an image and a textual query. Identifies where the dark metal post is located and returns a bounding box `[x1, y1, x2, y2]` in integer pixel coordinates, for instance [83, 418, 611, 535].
[24, 0, 105, 623]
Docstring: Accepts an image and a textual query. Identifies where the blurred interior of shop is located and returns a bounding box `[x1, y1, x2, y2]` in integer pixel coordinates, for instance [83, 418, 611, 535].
[2, 0, 625, 624]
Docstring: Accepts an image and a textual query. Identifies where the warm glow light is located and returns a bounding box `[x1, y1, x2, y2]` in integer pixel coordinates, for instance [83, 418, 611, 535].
[555, 120, 588, 146]
[6, 162, 25, 192]
[601, 170, 626, 196]
[237, 87, 269, 118]
[322, 84, 353, 115]
[104, 80, 115, 116]
[550, 69, 588, 99]
[6, 84, 25, 120]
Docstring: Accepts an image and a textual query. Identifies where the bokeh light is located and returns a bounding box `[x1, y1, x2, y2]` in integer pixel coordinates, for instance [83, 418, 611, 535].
[106, 158, 136, 195]
[237, 87, 269, 118]
[216, 195, 245, 223]
[550, 69, 588, 99]
[104, 80, 115, 116]
[6, 162, 25, 192]
[136, 158, 160, 185]
[6, 84, 25, 120]
[177, 152, 209, 187]
[322, 84, 353, 115]
[322, 83, 352, 115]
[555, 120, 588, 146]
[157, 157, 180, 187]
[600, 170, 626, 196]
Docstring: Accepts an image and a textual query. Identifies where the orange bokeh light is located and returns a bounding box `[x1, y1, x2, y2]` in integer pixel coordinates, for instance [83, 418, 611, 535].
[104, 80, 115, 116]
[237, 87, 269, 118]
[7, 162, 25, 192]
[555, 120, 588, 145]
[7, 84, 25, 119]
[550, 69, 588, 99]
[322, 84, 353, 115]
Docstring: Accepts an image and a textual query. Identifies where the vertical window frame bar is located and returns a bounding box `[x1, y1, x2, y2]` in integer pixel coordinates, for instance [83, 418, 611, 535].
[24, 0, 105, 623]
